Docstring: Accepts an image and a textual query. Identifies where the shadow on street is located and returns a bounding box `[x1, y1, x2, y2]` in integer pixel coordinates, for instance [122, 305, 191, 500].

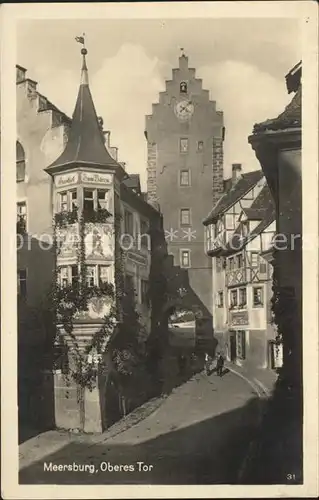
[20, 396, 264, 485]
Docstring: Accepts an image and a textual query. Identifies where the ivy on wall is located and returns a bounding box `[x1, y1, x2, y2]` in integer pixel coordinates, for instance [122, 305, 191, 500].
[51, 210, 118, 391]
[50, 206, 146, 394]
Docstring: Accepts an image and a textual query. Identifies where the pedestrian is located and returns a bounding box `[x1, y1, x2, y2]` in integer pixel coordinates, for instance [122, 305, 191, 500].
[204, 352, 211, 375]
[216, 352, 225, 377]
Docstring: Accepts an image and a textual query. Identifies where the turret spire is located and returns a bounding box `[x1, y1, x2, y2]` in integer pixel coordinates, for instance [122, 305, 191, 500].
[45, 36, 122, 175]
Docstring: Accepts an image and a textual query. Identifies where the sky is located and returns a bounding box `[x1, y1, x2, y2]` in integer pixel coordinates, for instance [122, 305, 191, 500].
[17, 18, 301, 189]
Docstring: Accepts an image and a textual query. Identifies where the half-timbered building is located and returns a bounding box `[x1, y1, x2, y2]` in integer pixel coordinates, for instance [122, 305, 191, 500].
[203, 165, 277, 370]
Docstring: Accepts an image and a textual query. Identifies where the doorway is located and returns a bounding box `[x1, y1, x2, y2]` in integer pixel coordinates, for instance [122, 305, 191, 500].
[229, 331, 237, 362]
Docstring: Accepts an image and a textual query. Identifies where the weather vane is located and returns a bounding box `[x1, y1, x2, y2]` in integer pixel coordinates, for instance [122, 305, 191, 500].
[75, 32, 87, 54]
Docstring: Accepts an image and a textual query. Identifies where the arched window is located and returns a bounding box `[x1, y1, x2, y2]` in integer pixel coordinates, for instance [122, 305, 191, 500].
[16, 141, 26, 182]
[180, 81, 187, 94]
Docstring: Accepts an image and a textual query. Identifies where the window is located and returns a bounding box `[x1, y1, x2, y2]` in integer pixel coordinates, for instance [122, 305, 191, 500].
[97, 189, 109, 211]
[60, 267, 69, 288]
[239, 288, 247, 307]
[124, 210, 134, 236]
[180, 81, 187, 93]
[229, 257, 234, 270]
[140, 219, 149, 249]
[180, 208, 191, 226]
[253, 286, 263, 307]
[197, 141, 204, 152]
[58, 190, 78, 212]
[217, 291, 224, 308]
[181, 250, 191, 268]
[236, 331, 246, 360]
[17, 269, 27, 298]
[70, 191, 78, 211]
[230, 289, 238, 308]
[259, 262, 267, 274]
[250, 252, 259, 268]
[17, 202, 27, 233]
[71, 265, 78, 286]
[237, 254, 243, 269]
[180, 138, 189, 153]
[60, 192, 68, 212]
[16, 141, 26, 182]
[99, 265, 111, 285]
[86, 266, 96, 287]
[141, 280, 149, 305]
[180, 170, 190, 186]
[83, 189, 94, 213]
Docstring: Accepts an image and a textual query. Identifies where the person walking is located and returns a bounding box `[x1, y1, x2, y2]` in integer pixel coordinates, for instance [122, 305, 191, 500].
[216, 352, 225, 377]
[204, 352, 212, 375]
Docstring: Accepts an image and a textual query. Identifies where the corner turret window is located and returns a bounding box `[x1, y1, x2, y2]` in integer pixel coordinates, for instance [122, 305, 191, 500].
[84, 189, 94, 213]
[57, 190, 78, 214]
[60, 192, 68, 212]
[86, 266, 96, 287]
[16, 141, 26, 182]
[97, 189, 109, 210]
[180, 81, 188, 94]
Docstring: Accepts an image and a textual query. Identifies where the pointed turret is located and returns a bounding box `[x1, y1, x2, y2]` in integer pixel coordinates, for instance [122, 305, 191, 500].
[45, 46, 121, 175]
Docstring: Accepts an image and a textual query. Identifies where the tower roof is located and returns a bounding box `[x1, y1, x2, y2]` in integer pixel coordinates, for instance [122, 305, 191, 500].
[45, 46, 121, 175]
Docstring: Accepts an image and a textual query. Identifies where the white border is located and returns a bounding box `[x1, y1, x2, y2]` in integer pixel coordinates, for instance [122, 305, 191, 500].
[1, 2, 318, 498]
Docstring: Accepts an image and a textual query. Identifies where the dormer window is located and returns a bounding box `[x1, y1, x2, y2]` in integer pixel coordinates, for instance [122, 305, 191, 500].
[180, 81, 187, 94]
[16, 141, 26, 182]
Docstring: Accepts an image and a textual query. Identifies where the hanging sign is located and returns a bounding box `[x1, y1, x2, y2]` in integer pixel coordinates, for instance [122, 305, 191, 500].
[126, 251, 148, 267]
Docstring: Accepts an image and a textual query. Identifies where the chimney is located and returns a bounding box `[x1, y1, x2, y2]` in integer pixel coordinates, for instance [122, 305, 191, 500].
[232, 163, 242, 185]
[103, 130, 111, 148]
[110, 147, 118, 162]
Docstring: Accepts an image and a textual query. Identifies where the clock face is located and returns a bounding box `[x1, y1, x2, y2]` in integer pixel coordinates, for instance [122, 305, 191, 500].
[174, 100, 194, 121]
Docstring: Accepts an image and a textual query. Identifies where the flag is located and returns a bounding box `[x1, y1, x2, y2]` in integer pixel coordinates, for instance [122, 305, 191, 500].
[75, 36, 85, 44]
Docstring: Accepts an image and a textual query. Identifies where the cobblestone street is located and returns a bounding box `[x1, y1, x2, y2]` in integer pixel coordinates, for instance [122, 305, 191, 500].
[20, 369, 263, 484]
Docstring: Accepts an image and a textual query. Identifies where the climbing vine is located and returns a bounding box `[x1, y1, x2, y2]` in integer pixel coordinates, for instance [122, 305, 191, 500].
[50, 211, 117, 391]
[50, 205, 145, 394]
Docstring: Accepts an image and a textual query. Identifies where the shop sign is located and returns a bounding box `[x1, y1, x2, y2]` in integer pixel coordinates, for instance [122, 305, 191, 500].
[81, 172, 113, 185]
[230, 310, 249, 326]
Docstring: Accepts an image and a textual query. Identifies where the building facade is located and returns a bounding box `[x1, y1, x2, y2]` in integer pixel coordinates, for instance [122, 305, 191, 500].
[248, 63, 302, 392]
[17, 52, 163, 433]
[145, 53, 225, 320]
[204, 165, 277, 370]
